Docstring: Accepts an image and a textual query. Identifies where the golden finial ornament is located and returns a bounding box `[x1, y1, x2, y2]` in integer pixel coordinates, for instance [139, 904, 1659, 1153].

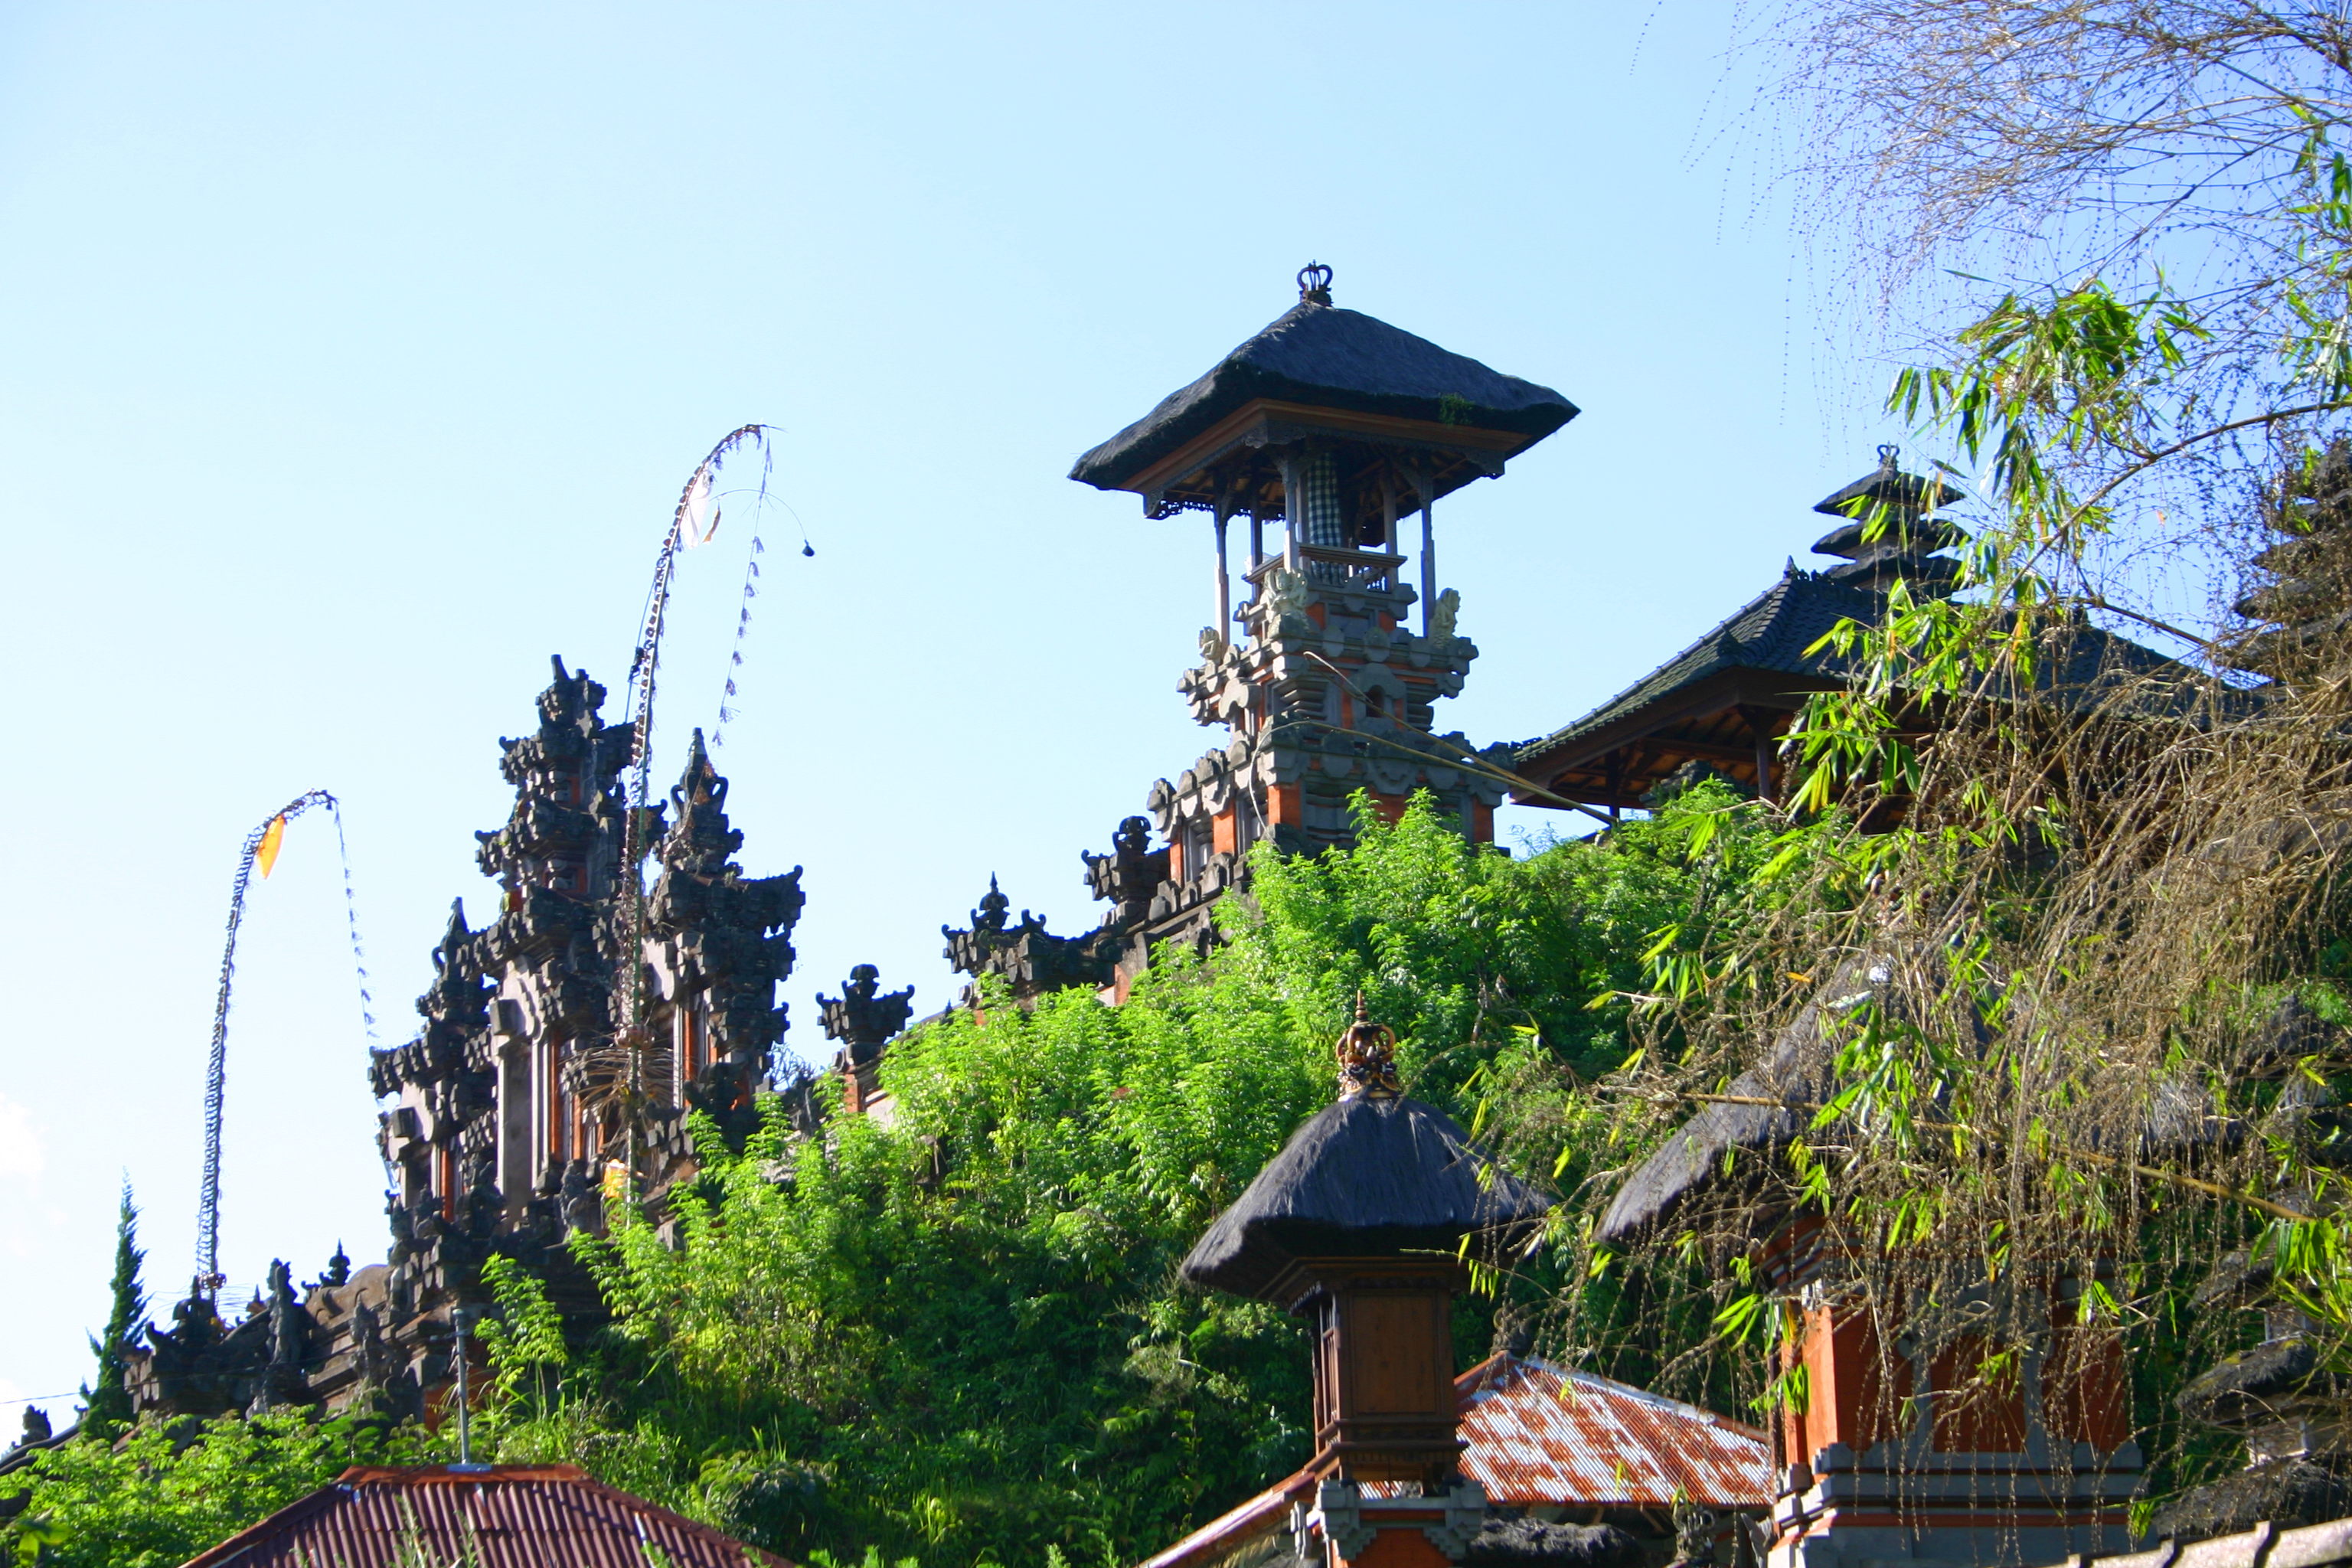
[1335, 990, 1400, 1100]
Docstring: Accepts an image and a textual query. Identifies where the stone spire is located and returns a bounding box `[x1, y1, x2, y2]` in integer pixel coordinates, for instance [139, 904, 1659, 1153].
[818, 964, 916, 1117]
[941, 875, 1115, 1004]
[474, 655, 636, 905]
[656, 728, 741, 877]
[818, 965, 915, 1070]
[394, 901, 488, 1060]
[142, 657, 814, 1434]
[644, 729, 804, 1142]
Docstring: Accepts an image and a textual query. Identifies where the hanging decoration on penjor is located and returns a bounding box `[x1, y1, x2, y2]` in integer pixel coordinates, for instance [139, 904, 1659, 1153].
[195, 789, 378, 1300]
[609, 425, 780, 1197]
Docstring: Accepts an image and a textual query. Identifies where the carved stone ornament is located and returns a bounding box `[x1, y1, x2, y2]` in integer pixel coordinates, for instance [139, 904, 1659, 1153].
[1335, 993, 1400, 1100]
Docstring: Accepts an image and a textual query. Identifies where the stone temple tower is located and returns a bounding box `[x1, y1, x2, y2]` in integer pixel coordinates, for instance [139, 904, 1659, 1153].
[123, 658, 805, 1424]
[1062, 265, 1579, 988]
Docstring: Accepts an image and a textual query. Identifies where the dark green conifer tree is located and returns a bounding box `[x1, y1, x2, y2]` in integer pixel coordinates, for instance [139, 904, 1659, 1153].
[82, 1182, 145, 1435]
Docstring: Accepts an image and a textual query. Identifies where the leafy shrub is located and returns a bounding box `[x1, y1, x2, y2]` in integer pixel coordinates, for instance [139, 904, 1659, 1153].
[482, 789, 1782, 1568]
[0, 1409, 442, 1568]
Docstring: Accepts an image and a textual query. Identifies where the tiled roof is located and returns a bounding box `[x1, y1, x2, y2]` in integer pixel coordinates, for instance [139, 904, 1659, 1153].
[1135, 1356, 1769, 1568]
[178, 1464, 790, 1568]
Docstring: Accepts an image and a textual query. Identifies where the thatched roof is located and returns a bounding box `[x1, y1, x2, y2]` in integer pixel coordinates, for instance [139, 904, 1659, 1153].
[1514, 567, 1887, 781]
[1592, 964, 1878, 1244]
[1596, 953, 2239, 1244]
[1513, 567, 2205, 815]
[1070, 299, 1577, 499]
[1811, 449, 1967, 523]
[1181, 1094, 1549, 1301]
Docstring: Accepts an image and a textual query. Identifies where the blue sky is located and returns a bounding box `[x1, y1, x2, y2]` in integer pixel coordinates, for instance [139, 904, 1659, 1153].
[0, 2, 1914, 1422]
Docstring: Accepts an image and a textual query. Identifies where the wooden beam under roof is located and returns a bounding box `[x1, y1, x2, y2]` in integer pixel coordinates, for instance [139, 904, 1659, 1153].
[1132, 399, 1523, 517]
[1512, 668, 1837, 812]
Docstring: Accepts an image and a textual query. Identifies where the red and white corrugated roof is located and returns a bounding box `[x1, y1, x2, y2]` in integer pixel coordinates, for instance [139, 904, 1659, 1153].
[1138, 1355, 1771, 1568]
[178, 1464, 791, 1568]
[1455, 1355, 1769, 1513]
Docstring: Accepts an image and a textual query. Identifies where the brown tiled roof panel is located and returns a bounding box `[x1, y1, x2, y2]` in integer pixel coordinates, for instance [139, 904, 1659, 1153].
[181, 1466, 790, 1568]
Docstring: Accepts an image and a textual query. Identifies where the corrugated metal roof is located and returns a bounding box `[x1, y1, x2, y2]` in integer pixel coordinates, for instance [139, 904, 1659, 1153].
[179, 1464, 791, 1568]
[1135, 1356, 1770, 1568]
[1453, 1355, 1769, 1511]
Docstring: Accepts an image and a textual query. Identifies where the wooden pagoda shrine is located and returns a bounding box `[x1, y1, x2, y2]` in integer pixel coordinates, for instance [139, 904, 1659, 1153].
[941, 265, 1579, 1004]
[1178, 1000, 1561, 1568]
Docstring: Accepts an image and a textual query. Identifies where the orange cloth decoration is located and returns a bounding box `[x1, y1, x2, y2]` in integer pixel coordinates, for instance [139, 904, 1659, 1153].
[255, 815, 286, 878]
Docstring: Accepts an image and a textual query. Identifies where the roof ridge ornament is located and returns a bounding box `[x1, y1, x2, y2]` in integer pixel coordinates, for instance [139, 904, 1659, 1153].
[1336, 990, 1400, 1100]
[1297, 261, 1334, 305]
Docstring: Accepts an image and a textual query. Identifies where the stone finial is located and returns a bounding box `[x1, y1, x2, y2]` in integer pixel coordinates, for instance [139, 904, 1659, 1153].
[941, 875, 1116, 1000]
[1429, 586, 1462, 642]
[818, 964, 915, 1067]
[975, 875, 1010, 934]
[1335, 992, 1400, 1101]
[434, 900, 467, 964]
[1671, 1497, 1720, 1568]
[536, 654, 606, 731]
[1083, 817, 1165, 918]
[942, 876, 1020, 971]
[659, 727, 742, 873]
[415, 900, 485, 1034]
[671, 727, 720, 806]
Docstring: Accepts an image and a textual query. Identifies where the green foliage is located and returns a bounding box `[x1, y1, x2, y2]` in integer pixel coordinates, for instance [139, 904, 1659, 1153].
[1620, 26, 2352, 1517]
[5, 791, 1779, 1568]
[0, 1410, 442, 1568]
[81, 1182, 144, 1438]
[474, 789, 1775, 1568]
[476, 1253, 568, 1417]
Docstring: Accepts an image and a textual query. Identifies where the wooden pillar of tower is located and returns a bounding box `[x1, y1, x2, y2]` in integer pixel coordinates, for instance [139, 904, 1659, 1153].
[1736, 705, 1780, 805]
[1281, 452, 1305, 573]
[1214, 491, 1234, 634]
[1297, 1257, 1464, 1486]
[1413, 469, 1436, 636]
[1379, 474, 1399, 591]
